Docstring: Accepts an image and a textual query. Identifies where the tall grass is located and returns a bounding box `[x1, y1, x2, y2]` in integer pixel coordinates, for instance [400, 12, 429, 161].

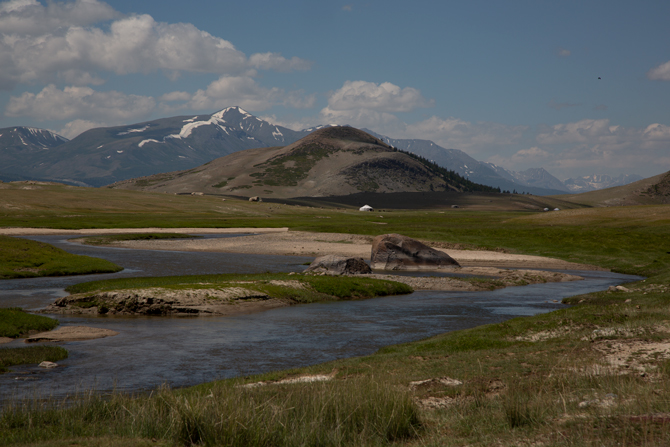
[0, 377, 421, 446]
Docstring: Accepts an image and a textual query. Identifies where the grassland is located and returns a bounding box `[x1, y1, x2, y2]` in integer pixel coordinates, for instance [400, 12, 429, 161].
[0, 235, 122, 279]
[2, 183, 670, 445]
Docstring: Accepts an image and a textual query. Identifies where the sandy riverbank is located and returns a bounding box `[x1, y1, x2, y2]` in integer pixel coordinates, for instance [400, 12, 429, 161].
[0, 225, 605, 270]
[56, 227, 604, 271]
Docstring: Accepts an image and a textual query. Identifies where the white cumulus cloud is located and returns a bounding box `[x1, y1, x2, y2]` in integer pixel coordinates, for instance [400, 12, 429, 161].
[648, 61, 670, 81]
[525, 119, 670, 177]
[57, 118, 106, 139]
[0, 0, 119, 35]
[249, 52, 312, 72]
[404, 116, 527, 152]
[324, 80, 433, 113]
[0, 0, 311, 90]
[512, 147, 550, 162]
[6, 84, 155, 123]
[184, 76, 315, 112]
[536, 119, 617, 145]
[316, 80, 433, 131]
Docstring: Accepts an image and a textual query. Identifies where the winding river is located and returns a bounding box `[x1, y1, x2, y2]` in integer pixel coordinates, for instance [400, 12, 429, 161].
[0, 234, 641, 402]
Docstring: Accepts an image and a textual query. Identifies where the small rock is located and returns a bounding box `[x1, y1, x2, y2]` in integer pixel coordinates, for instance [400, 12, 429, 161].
[38, 361, 58, 369]
[625, 299, 632, 303]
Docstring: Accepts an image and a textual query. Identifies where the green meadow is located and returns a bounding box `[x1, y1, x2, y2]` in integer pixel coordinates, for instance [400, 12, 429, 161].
[1, 183, 670, 446]
[0, 235, 122, 279]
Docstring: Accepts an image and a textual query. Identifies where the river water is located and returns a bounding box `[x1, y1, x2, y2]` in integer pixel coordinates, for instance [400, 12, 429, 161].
[0, 235, 641, 402]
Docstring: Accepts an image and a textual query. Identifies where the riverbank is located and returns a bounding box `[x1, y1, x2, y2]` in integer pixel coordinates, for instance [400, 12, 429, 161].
[67, 228, 604, 271]
[3, 202, 670, 445]
[1, 227, 604, 271]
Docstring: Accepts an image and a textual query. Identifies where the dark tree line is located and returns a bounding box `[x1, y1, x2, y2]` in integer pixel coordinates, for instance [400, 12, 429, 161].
[397, 149, 501, 193]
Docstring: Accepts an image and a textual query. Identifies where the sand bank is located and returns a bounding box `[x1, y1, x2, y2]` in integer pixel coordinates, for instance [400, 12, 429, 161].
[64, 228, 603, 271]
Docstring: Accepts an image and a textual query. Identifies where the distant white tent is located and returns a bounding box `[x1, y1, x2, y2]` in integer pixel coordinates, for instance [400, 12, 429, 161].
[359, 205, 374, 212]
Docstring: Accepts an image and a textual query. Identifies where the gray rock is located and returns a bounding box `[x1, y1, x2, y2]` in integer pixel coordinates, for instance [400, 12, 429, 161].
[38, 361, 58, 369]
[304, 255, 372, 275]
[371, 233, 460, 270]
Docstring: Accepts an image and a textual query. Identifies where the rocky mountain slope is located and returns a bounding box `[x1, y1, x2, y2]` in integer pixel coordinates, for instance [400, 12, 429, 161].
[0, 127, 69, 182]
[18, 107, 311, 187]
[110, 126, 497, 198]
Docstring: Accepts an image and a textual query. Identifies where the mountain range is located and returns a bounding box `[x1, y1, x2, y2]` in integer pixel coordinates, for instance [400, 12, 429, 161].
[0, 107, 644, 194]
[0, 127, 69, 182]
[561, 174, 644, 193]
[110, 126, 497, 198]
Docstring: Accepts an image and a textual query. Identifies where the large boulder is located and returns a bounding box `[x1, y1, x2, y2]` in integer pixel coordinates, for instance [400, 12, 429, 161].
[304, 255, 372, 275]
[371, 234, 460, 270]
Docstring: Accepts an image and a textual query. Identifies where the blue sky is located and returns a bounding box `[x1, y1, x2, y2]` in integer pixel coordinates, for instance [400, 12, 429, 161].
[1, 0, 669, 179]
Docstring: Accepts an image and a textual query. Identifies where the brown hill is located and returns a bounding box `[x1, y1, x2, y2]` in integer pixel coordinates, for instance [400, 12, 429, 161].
[555, 171, 670, 207]
[110, 127, 493, 198]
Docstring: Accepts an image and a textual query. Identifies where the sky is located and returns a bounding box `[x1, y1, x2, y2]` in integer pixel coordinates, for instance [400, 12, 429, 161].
[1, 0, 669, 180]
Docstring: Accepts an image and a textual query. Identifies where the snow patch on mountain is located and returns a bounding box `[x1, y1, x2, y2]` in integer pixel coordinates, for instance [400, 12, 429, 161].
[167, 113, 234, 139]
[138, 139, 163, 148]
[563, 174, 643, 192]
[118, 125, 150, 136]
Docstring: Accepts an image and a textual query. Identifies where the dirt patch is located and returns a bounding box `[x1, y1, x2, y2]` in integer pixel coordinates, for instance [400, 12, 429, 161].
[25, 326, 118, 342]
[0, 337, 13, 344]
[413, 377, 504, 409]
[515, 326, 580, 342]
[240, 370, 338, 388]
[591, 339, 670, 374]
[409, 377, 463, 390]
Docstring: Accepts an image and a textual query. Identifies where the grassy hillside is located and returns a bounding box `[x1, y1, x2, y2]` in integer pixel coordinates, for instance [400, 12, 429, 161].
[556, 171, 670, 207]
